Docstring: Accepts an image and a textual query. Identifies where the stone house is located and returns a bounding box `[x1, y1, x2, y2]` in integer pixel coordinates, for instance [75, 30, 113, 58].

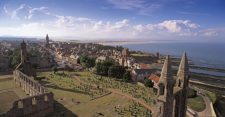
[96, 56, 108, 63]
[148, 74, 160, 88]
[131, 69, 156, 82]
[69, 54, 80, 64]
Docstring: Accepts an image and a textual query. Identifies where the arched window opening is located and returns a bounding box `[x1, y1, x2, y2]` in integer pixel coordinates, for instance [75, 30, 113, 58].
[18, 101, 23, 109]
[178, 80, 181, 87]
[44, 95, 48, 102]
[32, 98, 37, 105]
[160, 85, 164, 95]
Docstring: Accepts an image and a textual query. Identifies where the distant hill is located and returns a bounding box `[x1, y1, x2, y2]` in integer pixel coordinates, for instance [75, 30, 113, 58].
[0, 37, 39, 42]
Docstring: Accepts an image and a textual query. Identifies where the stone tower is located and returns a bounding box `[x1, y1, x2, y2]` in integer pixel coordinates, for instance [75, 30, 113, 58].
[157, 55, 175, 117]
[156, 53, 189, 117]
[122, 48, 129, 58]
[21, 40, 27, 64]
[174, 52, 189, 117]
[45, 34, 50, 48]
[16, 40, 36, 77]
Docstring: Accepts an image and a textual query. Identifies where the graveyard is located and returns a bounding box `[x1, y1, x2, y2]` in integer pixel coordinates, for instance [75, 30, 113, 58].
[38, 70, 156, 117]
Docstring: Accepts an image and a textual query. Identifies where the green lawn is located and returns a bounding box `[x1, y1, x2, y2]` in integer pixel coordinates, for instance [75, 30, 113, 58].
[0, 75, 28, 114]
[187, 96, 206, 112]
[131, 53, 149, 57]
[38, 71, 154, 117]
[205, 91, 217, 103]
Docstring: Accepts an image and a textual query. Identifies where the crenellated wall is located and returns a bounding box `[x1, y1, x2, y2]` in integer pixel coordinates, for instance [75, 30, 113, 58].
[2, 93, 54, 117]
[0, 70, 54, 117]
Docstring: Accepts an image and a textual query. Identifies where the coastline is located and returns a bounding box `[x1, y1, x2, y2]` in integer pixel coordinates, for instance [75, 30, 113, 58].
[100, 42, 225, 82]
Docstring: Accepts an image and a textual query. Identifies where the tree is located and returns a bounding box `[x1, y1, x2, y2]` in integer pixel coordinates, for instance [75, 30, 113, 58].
[187, 88, 197, 98]
[123, 71, 132, 82]
[144, 77, 154, 88]
[9, 49, 21, 68]
[95, 60, 114, 76]
[108, 65, 126, 79]
[79, 56, 96, 68]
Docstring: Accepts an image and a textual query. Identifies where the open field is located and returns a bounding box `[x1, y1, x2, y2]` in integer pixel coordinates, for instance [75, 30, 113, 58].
[130, 53, 150, 57]
[0, 75, 28, 114]
[38, 71, 154, 117]
[187, 96, 206, 112]
[0, 91, 19, 114]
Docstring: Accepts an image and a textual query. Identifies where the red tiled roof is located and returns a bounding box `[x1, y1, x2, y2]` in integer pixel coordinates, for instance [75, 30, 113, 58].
[140, 63, 150, 69]
[149, 74, 160, 83]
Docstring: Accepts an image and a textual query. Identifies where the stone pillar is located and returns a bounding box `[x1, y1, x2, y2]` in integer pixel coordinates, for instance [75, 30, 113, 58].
[23, 77, 25, 91]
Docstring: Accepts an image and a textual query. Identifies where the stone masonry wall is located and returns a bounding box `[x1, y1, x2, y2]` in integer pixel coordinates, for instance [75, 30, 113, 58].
[0, 70, 54, 117]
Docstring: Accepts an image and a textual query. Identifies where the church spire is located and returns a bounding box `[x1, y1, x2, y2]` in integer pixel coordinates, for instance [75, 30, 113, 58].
[159, 55, 173, 84]
[177, 52, 189, 77]
[45, 34, 50, 47]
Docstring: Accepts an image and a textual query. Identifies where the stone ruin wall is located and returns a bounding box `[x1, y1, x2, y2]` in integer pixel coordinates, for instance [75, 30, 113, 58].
[0, 70, 54, 117]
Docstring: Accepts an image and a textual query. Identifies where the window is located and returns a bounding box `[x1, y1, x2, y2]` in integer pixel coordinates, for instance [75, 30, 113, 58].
[44, 95, 48, 101]
[32, 98, 37, 105]
[178, 80, 181, 87]
[18, 101, 23, 108]
[160, 85, 164, 95]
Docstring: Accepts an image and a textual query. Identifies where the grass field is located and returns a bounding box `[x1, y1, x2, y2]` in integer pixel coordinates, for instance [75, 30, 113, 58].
[38, 71, 154, 117]
[0, 75, 27, 114]
[131, 53, 150, 57]
[205, 91, 217, 103]
[187, 96, 206, 112]
[0, 91, 20, 114]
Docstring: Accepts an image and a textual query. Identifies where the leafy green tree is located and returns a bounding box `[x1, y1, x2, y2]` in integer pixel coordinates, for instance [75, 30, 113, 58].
[123, 71, 132, 82]
[95, 60, 114, 76]
[144, 77, 154, 88]
[79, 56, 96, 68]
[108, 65, 125, 78]
[9, 49, 21, 68]
[187, 88, 197, 98]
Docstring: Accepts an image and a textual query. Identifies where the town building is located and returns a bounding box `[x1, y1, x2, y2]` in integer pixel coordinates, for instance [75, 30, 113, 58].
[45, 34, 50, 48]
[149, 74, 160, 88]
[131, 69, 156, 82]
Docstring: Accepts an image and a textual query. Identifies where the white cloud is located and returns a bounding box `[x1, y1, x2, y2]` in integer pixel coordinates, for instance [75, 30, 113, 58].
[107, 0, 161, 15]
[111, 19, 129, 30]
[200, 29, 220, 37]
[203, 31, 218, 37]
[133, 24, 144, 32]
[2, 4, 223, 40]
[3, 4, 48, 20]
[26, 6, 47, 19]
[4, 4, 26, 19]
[3, 5, 9, 14]
[156, 20, 199, 33]
[0, 18, 202, 40]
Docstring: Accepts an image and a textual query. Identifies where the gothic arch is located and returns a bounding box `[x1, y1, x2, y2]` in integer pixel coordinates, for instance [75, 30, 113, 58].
[32, 97, 37, 105]
[17, 100, 23, 109]
[44, 95, 48, 102]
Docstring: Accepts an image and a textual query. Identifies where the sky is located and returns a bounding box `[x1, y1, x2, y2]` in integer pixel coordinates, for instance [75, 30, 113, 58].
[0, 0, 225, 42]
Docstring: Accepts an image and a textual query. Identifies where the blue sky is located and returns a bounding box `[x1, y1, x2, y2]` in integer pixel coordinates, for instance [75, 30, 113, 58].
[0, 0, 225, 41]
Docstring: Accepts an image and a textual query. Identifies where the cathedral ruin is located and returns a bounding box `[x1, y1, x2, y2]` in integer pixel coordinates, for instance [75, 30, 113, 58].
[156, 53, 189, 117]
[0, 41, 54, 117]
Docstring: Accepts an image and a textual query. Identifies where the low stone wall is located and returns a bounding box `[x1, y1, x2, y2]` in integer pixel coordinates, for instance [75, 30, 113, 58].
[0, 70, 54, 117]
[186, 107, 198, 117]
[1, 93, 54, 117]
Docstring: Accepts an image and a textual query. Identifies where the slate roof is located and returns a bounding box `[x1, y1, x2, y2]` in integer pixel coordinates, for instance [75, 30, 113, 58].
[133, 69, 156, 75]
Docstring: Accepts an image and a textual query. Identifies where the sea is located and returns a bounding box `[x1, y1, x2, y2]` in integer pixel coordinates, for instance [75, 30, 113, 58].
[123, 42, 225, 76]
